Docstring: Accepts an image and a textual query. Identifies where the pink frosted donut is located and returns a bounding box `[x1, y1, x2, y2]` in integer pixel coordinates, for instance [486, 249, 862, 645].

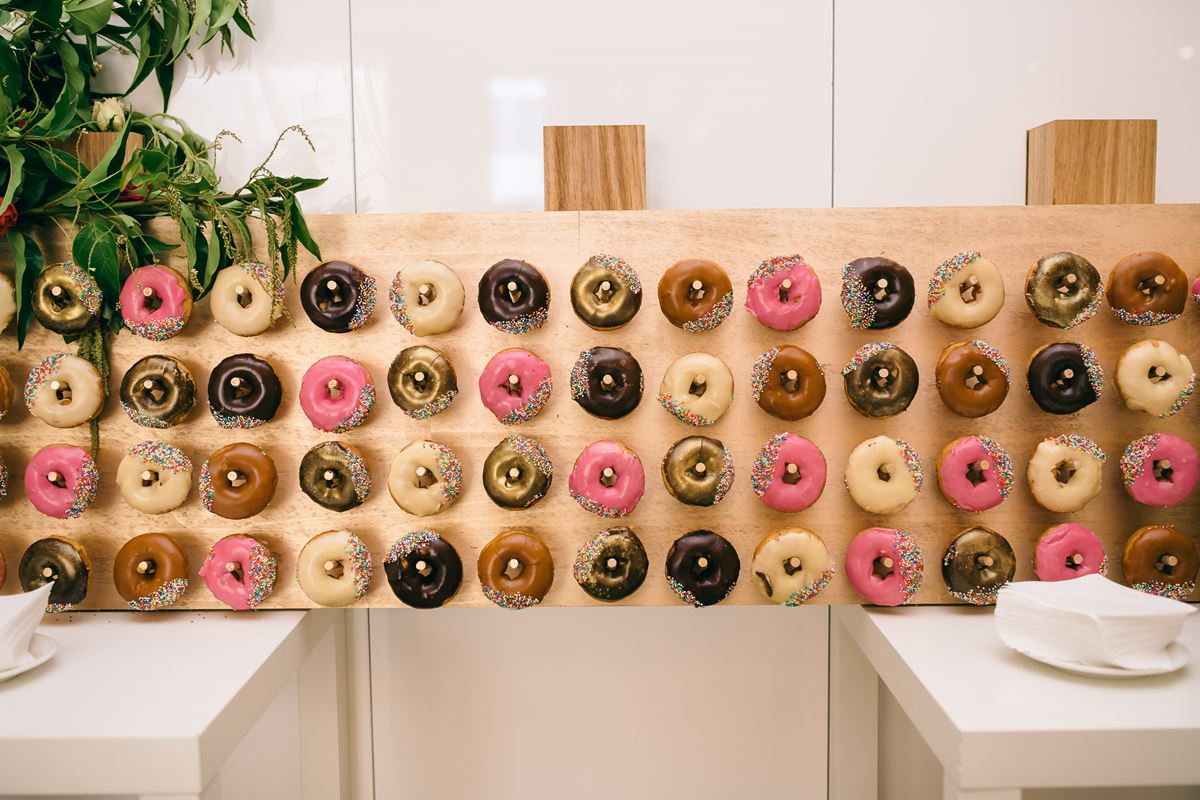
[750, 433, 826, 512]
[300, 356, 376, 433]
[568, 440, 645, 517]
[845, 527, 924, 606]
[478, 348, 552, 425]
[1121, 433, 1199, 507]
[1034, 523, 1107, 581]
[118, 265, 192, 340]
[1192, 275, 1200, 306]
[24, 444, 100, 519]
[936, 435, 1013, 512]
[744, 255, 822, 331]
[199, 535, 278, 610]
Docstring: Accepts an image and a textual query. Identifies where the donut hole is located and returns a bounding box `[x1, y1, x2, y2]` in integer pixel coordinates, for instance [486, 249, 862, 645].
[413, 466, 438, 489]
[1064, 552, 1085, 571]
[501, 280, 524, 305]
[226, 470, 248, 489]
[872, 556, 895, 580]
[598, 372, 621, 393]
[779, 369, 800, 393]
[407, 555, 435, 578]
[1137, 273, 1167, 296]
[963, 364, 988, 390]
[1052, 459, 1079, 485]
[1055, 272, 1080, 297]
[691, 460, 709, 479]
[504, 466, 523, 487]
[783, 556, 803, 576]
[140, 378, 167, 405]
[502, 557, 524, 580]
[1155, 553, 1181, 576]
[224, 560, 245, 582]
[46, 283, 76, 312]
[782, 462, 802, 485]
[876, 463, 894, 482]
[691, 554, 713, 577]
[503, 374, 522, 395]
[777, 278, 794, 303]
[322, 559, 345, 580]
[688, 375, 708, 397]
[326, 379, 344, 401]
[407, 369, 430, 393]
[416, 282, 436, 306]
[593, 280, 614, 304]
[965, 459, 991, 487]
[318, 278, 345, 308]
[49, 380, 73, 404]
[135, 558, 157, 578]
[1147, 365, 1171, 383]
[233, 284, 255, 308]
[958, 274, 981, 304]
[228, 376, 254, 400]
[321, 468, 342, 489]
[871, 276, 891, 301]
[872, 366, 893, 390]
[140, 468, 160, 487]
[140, 286, 164, 311]
[973, 553, 998, 578]
[1049, 367, 1078, 391]
[603, 555, 622, 574]
[687, 279, 707, 304]
[39, 564, 60, 581]
[1153, 459, 1175, 483]
[599, 466, 617, 488]
[45, 470, 67, 489]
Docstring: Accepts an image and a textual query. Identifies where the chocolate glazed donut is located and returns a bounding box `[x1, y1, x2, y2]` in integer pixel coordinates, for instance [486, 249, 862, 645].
[843, 257, 915, 329]
[665, 529, 740, 607]
[574, 527, 649, 602]
[843, 344, 919, 417]
[1106, 251, 1188, 324]
[19, 536, 90, 607]
[207, 353, 283, 426]
[113, 533, 188, 608]
[384, 534, 464, 609]
[571, 346, 643, 419]
[301, 261, 374, 332]
[478, 259, 551, 332]
[120, 354, 197, 427]
[1027, 343, 1100, 414]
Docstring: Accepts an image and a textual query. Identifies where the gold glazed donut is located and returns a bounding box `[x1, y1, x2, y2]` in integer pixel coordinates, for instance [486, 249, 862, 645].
[387, 345, 458, 419]
[24, 353, 105, 428]
[751, 527, 836, 606]
[657, 352, 734, 426]
[1026, 434, 1105, 513]
[482, 435, 553, 510]
[210, 262, 285, 336]
[1024, 252, 1104, 329]
[116, 441, 192, 514]
[32, 262, 102, 334]
[660, 435, 734, 506]
[296, 529, 373, 607]
[570, 254, 642, 330]
[0, 363, 14, 421]
[390, 260, 466, 336]
[387, 440, 463, 516]
[927, 251, 1005, 328]
[1114, 339, 1195, 418]
[844, 435, 923, 514]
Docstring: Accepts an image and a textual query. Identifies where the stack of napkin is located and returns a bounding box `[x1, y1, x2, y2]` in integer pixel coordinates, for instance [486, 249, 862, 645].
[995, 574, 1195, 672]
[0, 583, 51, 671]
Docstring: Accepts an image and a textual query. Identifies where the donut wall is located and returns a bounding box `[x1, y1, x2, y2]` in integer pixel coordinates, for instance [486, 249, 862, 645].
[1, 203, 1198, 610]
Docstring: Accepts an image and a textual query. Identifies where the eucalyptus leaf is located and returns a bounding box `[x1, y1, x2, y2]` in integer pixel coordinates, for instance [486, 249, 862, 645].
[71, 223, 120, 301]
[0, 145, 23, 214]
[6, 230, 43, 348]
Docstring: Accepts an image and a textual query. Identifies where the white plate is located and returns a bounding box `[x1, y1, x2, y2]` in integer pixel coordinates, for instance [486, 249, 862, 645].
[0, 634, 57, 683]
[1013, 641, 1189, 678]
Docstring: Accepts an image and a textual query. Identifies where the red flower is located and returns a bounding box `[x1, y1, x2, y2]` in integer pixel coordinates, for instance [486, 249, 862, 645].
[0, 202, 18, 234]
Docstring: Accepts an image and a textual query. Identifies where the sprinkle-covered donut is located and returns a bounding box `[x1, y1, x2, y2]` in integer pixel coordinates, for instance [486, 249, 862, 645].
[573, 527, 649, 602]
[19, 536, 90, 612]
[210, 261, 285, 336]
[478, 259, 551, 334]
[301, 261, 377, 332]
[661, 435, 734, 507]
[841, 257, 915, 329]
[113, 532, 189, 611]
[1034, 523, 1106, 582]
[568, 440, 645, 518]
[842, 342, 919, 418]
[1193, 275, 1200, 307]
[751, 527, 835, 606]
[569, 346, 643, 419]
[1024, 252, 1103, 329]
[844, 435, 923, 515]
[478, 348, 552, 425]
[384, 530, 463, 609]
[927, 251, 1005, 329]
[24, 444, 99, 519]
[1026, 342, 1102, 415]
[390, 260, 466, 336]
[570, 254, 642, 330]
[300, 440, 371, 512]
[846, 527, 923, 606]
[207, 353, 283, 428]
[478, 529, 554, 609]
[1106, 251, 1187, 325]
[118, 266, 193, 340]
[0, 452, 7, 501]
[934, 340, 1009, 418]
[751, 345, 826, 421]
[483, 434, 553, 510]
[0, 272, 14, 333]
[666, 529, 740, 607]
[657, 259, 734, 333]
[387, 440, 463, 516]
[1026, 434, 1105, 513]
[297, 529, 373, 607]
[1122, 524, 1198, 599]
[387, 345, 457, 420]
[32, 262, 101, 335]
[116, 441, 192, 514]
[1114, 339, 1195, 418]
[942, 526, 1016, 605]
[199, 442, 278, 519]
[120, 354, 196, 429]
[936, 435, 1013, 512]
[0, 363, 13, 421]
[751, 432, 826, 512]
[1121, 433, 1199, 507]
[199, 535, 278, 610]
[744, 254, 821, 331]
[299, 355, 376, 432]
[24, 353, 105, 428]
[657, 352, 734, 426]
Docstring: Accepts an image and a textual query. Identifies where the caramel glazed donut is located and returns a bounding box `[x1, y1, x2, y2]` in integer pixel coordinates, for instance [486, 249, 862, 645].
[1122, 524, 1199, 600]
[478, 530, 555, 609]
[934, 340, 1010, 418]
[657, 259, 734, 333]
[751, 345, 826, 421]
[200, 442, 279, 519]
[1106, 251, 1188, 325]
[113, 532, 189, 611]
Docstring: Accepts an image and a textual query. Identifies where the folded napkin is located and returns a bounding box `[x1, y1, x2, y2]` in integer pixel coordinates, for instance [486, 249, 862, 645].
[996, 574, 1195, 672]
[0, 583, 52, 670]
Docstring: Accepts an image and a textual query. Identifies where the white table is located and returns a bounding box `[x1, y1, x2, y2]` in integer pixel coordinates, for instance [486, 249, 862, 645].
[0, 609, 347, 799]
[829, 605, 1200, 800]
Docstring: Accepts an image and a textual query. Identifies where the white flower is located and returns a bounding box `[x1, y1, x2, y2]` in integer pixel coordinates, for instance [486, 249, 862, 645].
[92, 98, 126, 131]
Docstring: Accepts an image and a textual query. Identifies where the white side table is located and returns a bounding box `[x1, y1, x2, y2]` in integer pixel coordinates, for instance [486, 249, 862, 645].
[0, 609, 347, 799]
[830, 605, 1200, 800]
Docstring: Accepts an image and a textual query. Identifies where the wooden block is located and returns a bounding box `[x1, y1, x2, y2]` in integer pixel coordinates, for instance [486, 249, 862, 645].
[544, 124, 646, 211]
[1026, 119, 1156, 205]
[52, 131, 145, 173]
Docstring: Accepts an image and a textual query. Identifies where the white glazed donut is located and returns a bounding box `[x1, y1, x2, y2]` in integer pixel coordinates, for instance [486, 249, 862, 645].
[210, 262, 285, 336]
[1026, 434, 1106, 513]
[387, 440, 463, 516]
[844, 435, 923, 514]
[927, 251, 1005, 328]
[0, 272, 15, 333]
[1114, 339, 1195, 418]
[116, 441, 193, 514]
[296, 529, 373, 607]
[751, 527, 836, 606]
[389, 260, 466, 336]
[657, 352, 734, 426]
[24, 353, 105, 428]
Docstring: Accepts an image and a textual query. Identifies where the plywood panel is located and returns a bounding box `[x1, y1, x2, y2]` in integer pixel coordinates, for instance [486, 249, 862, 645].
[543, 125, 646, 211]
[0, 205, 1196, 609]
[1026, 120, 1157, 205]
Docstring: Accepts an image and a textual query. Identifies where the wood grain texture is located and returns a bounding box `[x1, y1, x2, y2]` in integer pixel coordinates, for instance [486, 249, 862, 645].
[543, 125, 646, 211]
[1, 205, 1197, 610]
[56, 131, 145, 172]
[1026, 119, 1157, 205]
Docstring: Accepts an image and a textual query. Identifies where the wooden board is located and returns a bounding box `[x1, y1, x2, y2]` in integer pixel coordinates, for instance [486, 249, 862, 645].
[1026, 119, 1157, 205]
[543, 125, 646, 211]
[1, 204, 1197, 609]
